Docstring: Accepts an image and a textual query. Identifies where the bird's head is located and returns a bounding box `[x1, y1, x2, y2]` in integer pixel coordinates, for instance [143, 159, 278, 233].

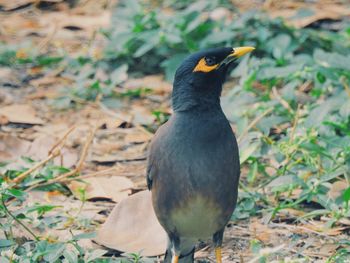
[172, 46, 254, 112]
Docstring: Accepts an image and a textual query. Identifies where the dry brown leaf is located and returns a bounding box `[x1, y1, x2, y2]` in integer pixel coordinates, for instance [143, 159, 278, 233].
[95, 190, 167, 256]
[38, 11, 110, 34]
[124, 75, 172, 95]
[27, 134, 78, 167]
[0, 133, 77, 168]
[68, 176, 134, 202]
[130, 105, 155, 126]
[0, 115, 8, 125]
[0, 134, 31, 161]
[301, 222, 347, 236]
[328, 180, 348, 200]
[338, 217, 350, 226]
[0, 67, 17, 87]
[0, 0, 34, 11]
[269, 5, 350, 28]
[249, 219, 273, 243]
[319, 243, 339, 255]
[124, 130, 152, 143]
[33, 123, 70, 137]
[100, 117, 125, 130]
[91, 143, 147, 163]
[0, 104, 44, 125]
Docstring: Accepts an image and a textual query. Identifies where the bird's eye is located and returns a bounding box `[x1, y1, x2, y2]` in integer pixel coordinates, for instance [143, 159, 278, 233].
[205, 57, 216, 66]
[193, 57, 219, 72]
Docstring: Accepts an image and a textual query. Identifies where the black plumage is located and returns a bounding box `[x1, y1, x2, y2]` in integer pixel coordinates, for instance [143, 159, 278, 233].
[147, 47, 254, 263]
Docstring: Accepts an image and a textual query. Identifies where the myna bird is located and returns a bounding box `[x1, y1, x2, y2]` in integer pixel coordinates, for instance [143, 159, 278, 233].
[147, 46, 254, 263]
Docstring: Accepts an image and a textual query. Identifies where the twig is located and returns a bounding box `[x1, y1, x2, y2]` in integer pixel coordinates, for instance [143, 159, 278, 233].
[299, 80, 312, 93]
[12, 125, 76, 185]
[75, 126, 97, 172]
[61, 167, 119, 182]
[238, 108, 273, 143]
[289, 104, 301, 143]
[271, 86, 294, 114]
[48, 125, 76, 155]
[26, 126, 98, 191]
[38, 23, 58, 51]
[1, 195, 39, 241]
[12, 149, 61, 184]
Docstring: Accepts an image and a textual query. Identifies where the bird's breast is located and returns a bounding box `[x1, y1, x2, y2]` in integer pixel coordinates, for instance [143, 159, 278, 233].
[169, 194, 223, 239]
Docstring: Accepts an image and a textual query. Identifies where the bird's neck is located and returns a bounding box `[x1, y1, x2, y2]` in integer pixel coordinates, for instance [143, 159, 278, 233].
[172, 82, 222, 113]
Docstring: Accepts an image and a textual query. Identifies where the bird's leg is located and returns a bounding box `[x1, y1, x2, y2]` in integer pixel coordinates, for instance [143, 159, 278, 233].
[169, 233, 180, 263]
[213, 229, 224, 263]
[171, 255, 179, 263]
[215, 247, 222, 263]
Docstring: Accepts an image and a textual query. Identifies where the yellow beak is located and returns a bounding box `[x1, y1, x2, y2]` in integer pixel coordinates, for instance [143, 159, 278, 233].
[218, 46, 255, 68]
[229, 46, 255, 58]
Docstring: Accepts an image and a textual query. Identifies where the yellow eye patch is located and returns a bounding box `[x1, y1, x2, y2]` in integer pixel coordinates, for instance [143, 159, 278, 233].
[193, 58, 219, 72]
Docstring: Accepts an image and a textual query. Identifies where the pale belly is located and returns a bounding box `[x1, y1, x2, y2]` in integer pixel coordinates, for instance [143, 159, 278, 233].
[169, 195, 224, 239]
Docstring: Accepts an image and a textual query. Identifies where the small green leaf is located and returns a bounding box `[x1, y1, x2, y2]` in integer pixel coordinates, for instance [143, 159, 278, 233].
[343, 187, 350, 202]
[240, 142, 260, 164]
[314, 49, 350, 71]
[43, 243, 66, 262]
[7, 188, 26, 199]
[36, 56, 63, 66]
[72, 232, 96, 241]
[63, 249, 78, 263]
[0, 239, 15, 248]
[258, 64, 302, 79]
[85, 249, 107, 262]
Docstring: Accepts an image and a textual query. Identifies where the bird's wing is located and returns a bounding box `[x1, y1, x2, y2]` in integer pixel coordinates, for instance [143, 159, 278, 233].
[146, 121, 169, 190]
[146, 130, 160, 190]
[146, 156, 154, 190]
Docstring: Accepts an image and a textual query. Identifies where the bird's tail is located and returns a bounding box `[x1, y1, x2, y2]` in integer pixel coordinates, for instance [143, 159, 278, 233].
[163, 247, 195, 263]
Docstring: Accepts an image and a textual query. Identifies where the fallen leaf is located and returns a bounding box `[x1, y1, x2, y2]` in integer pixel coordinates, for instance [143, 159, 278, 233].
[95, 190, 167, 256]
[338, 218, 350, 226]
[328, 180, 348, 200]
[269, 4, 350, 28]
[124, 75, 172, 95]
[301, 222, 347, 236]
[0, 133, 77, 168]
[0, 67, 19, 88]
[100, 117, 125, 129]
[249, 219, 273, 243]
[0, 134, 31, 161]
[68, 176, 134, 202]
[91, 143, 147, 163]
[124, 130, 152, 143]
[0, 115, 8, 125]
[0, 0, 35, 11]
[33, 123, 70, 137]
[319, 243, 339, 255]
[0, 104, 44, 125]
[27, 134, 78, 168]
[130, 105, 155, 126]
